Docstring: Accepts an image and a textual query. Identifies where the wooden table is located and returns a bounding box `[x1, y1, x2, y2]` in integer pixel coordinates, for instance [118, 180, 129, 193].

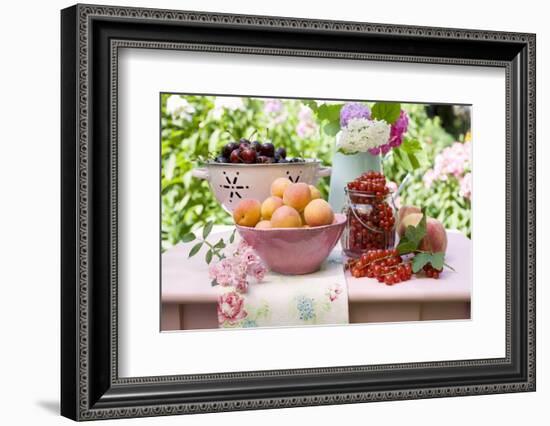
[161, 229, 471, 330]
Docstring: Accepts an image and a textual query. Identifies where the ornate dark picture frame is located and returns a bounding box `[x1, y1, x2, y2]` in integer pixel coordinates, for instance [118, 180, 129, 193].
[61, 3, 536, 421]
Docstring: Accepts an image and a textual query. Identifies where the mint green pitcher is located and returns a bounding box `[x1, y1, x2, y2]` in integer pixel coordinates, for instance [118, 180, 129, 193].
[328, 150, 381, 213]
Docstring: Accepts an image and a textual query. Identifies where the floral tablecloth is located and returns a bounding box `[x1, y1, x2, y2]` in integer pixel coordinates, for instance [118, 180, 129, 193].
[216, 249, 349, 328]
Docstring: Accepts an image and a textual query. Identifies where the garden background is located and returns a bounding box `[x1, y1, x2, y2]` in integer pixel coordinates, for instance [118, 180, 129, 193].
[161, 94, 471, 250]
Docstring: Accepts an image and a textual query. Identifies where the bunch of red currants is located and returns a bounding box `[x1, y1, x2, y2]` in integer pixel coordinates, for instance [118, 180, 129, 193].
[347, 249, 443, 284]
[215, 138, 303, 164]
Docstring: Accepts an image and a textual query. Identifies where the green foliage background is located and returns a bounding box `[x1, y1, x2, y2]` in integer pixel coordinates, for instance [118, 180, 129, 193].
[161, 95, 471, 250]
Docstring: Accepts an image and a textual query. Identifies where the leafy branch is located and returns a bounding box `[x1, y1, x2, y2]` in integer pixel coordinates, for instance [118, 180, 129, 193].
[181, 223, 236, 264]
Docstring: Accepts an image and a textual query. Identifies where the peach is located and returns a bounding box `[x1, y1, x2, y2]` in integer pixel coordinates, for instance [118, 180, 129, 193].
[309, 185, 322, 200]
[260, 196, 284, 220]
[420, 218, 447, 253]
[233, 199, 261, 227]
[270, 205, 302, 228]
[255, 220, 272, 229]
[397, 205, 421, 236]
[304, 199, 334, 227]
[398, 213, 447, 254]
[271, 177, 292, 198]
[282, 182, 312, 212]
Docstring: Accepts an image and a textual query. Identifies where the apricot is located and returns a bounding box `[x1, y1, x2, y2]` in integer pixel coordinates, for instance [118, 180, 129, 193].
[270, 205, 302, 228]
[309, 185, 322, 200]
[271, 177, 292, 198]
[398, 213, 447, 254]
[304, 199, 334, 227]
[233, 199, 261, 227]
[255, 220, 272, 229]
[282, 182, 312, 212]
[260, 196, 284, 220]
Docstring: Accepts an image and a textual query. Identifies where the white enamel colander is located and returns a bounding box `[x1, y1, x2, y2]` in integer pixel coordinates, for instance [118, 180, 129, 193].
[192, 160, 331, 212]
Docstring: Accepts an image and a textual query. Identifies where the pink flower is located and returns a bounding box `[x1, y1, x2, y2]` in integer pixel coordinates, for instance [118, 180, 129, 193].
[217, 291, 247, 325]
[459, 172, 472, 200]
[423, 169, 436, 188]
[326, 284, 343, 302]
[209, 240, 267, 293]
[296, 106, 318, 138]
[367, 109, 409, 155]
[423, 140, 472, 191]
[388, 110, 409, 148]
[263, 99, 283, 114]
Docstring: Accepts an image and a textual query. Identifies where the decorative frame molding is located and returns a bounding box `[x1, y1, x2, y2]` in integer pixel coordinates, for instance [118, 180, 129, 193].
[61, 3, 536, 421]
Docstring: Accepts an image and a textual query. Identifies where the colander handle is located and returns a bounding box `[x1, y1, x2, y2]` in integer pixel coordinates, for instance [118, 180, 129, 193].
[191, 167, 209, 180]
[316, 166, 332, 178]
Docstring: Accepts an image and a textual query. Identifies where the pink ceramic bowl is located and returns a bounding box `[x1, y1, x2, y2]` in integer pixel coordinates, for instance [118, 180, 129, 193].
[236, 213, 346, 275]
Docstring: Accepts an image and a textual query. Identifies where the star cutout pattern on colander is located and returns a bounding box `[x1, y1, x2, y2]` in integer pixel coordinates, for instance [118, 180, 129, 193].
[220, 171, 249, 203]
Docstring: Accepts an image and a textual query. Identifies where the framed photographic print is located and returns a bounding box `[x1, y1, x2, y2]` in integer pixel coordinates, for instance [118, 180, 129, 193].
[61, 3, 536, 421]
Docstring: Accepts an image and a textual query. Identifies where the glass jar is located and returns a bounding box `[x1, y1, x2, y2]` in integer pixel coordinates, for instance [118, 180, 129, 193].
[341, 188, 396, 258]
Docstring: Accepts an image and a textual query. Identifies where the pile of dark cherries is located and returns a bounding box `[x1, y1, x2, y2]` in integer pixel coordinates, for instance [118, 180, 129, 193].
[215, 139, 304, 164]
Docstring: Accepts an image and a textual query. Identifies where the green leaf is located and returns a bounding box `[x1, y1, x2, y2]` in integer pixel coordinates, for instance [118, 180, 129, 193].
[396, 209, 427, 254]
[412, 251, 445, 273]
[323, 121, 340, 136]
[202, 221, 214, 239]
[412, 252, 432, 273]
[302, 100, 319, 112]
[316, 104, 342, 123]
[205, 249, 213, 264]
[214, 238, 226, 249]
[400, 139, 422, 154]
[407, 151, 421, 169]
[371, 102, 401, 124]
[180, 232, 196, 243]
[229, 228, 236, 244]
[393, 148, 412, 171]
[188, 242, 203, 258]
[430, 252, 445, 270]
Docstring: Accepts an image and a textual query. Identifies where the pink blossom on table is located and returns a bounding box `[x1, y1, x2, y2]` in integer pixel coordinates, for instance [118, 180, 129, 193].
[217, 291, 247, 325]
[208, 240, 267, 293]
[459, 172, 472, 200]
[208, 257, 247, 288]
[234, 275, 249, 293]
[296, 105, 318, 138]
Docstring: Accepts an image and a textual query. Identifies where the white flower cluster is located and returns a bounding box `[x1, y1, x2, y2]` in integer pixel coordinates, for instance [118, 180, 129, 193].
[336, 118, 390, 154]
[165, 95, 195, 121]
[211, 96, 245, 119]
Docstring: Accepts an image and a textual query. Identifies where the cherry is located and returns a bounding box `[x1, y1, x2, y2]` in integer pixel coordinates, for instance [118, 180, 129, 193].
[222, 142, 239, 158]
[259, 142, 275, 157]
[275, 147, 287, 159]
[251, 141, 262, 152]
[240, 148, 257, 164]
[229, 150, 241, 163]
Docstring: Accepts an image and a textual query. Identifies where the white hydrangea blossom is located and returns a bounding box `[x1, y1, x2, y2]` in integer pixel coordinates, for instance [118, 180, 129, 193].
[211, 96, 245, 119]
[165, 95, 195, 121]
[336, 118, 391, 154]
